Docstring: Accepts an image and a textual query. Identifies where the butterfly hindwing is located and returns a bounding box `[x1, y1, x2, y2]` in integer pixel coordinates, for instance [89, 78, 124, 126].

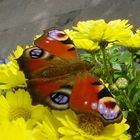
[70, 73, 123, 125]
[27, 75, 74, 109]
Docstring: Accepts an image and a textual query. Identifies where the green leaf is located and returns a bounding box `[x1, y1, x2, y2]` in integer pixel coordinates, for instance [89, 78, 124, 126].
[112, 63, 122, 71]
[132, 90, 140, 105]
[136, 50, 140, 55]
[128, 78, 139, 97]
[123, 110, 129, 118]
[79, 53, 94, 63]
[120, 51, 131, 64]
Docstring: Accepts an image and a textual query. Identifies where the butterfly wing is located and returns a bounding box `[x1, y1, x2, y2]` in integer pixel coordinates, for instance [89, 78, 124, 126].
[34, 29, 78, 60]
[17, 29, 79, 79]
[17, 28, 122, 125]
[27, 75, 74, 110]
[17, 29, 80, 109]
[70, 73, 123, 125]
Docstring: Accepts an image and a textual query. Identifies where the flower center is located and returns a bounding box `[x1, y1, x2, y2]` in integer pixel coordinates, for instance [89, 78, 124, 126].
[9, 107, 31, 121]
[78, 114, 104, 135]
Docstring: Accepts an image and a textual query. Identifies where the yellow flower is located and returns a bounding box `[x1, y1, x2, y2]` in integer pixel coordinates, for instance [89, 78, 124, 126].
[9, 45, 25, 60]
[53, 109, 130, 140]
[65, 29, 100, 51]
[9, 45, 31, 60]
[0, 89, 45, 125]
[136, 27, 140, 36]
[0, 118, 38, 140]
[118, 34, 140, 49]
[65, 19, 133, 51]
[33, 34, 42, 41]
[36, 108, 60, 140]
[0, 61, 26, 89]
[0, 45, 29, 89]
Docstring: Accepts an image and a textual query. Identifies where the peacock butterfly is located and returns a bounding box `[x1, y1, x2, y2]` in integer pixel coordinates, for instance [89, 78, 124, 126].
[17, 28, 123, 125]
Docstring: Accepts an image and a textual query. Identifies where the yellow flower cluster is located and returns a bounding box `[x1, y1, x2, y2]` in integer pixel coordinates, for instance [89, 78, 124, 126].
[0, 32, 131, 140]
[0, 46, 27, 89]
[0, 61, 26, 89]
[65, 19, 140, 51]
[0, 89, 130, 140]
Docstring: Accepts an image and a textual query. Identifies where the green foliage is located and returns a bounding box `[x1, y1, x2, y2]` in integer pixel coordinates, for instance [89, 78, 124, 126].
[80, 44, 140, 139]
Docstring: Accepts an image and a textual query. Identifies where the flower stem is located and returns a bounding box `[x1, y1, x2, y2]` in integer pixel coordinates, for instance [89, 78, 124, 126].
[91, 51, 96, 65]
[100, 47, 113, 85]
[121, 89, 134, 110]
[130, 52, 136, 80]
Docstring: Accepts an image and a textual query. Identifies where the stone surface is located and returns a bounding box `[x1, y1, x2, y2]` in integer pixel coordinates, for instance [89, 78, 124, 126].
[0, 0, 140, 58]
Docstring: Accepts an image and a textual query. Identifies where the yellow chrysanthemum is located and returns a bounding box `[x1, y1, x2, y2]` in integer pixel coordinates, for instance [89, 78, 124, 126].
[36, 108, 61, 140]
[53, 109, 130, 140]
[136, 27, 140, 36]
[9, 45, 31, 60]
[65, 29, 100, 51]
[65, 19, 133, 51]
[118, 34, 140, 49]
[0, 89, 45, 125]
[9, 45, 25, 60]
[33, 34, 42, 41]
[0, 61, 26, 89]
[0, 118, 39, 140]
[0, 45, 30, 89]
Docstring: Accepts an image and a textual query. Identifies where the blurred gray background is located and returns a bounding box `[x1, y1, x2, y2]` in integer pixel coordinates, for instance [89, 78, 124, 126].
[0, 0, 140, 58]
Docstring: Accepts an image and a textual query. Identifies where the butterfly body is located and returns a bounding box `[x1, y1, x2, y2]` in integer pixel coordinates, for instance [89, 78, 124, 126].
[17, 29, 123, 125]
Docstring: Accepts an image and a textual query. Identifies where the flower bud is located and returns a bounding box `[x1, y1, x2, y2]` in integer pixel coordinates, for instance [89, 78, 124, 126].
[115, 77, 128, 89]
